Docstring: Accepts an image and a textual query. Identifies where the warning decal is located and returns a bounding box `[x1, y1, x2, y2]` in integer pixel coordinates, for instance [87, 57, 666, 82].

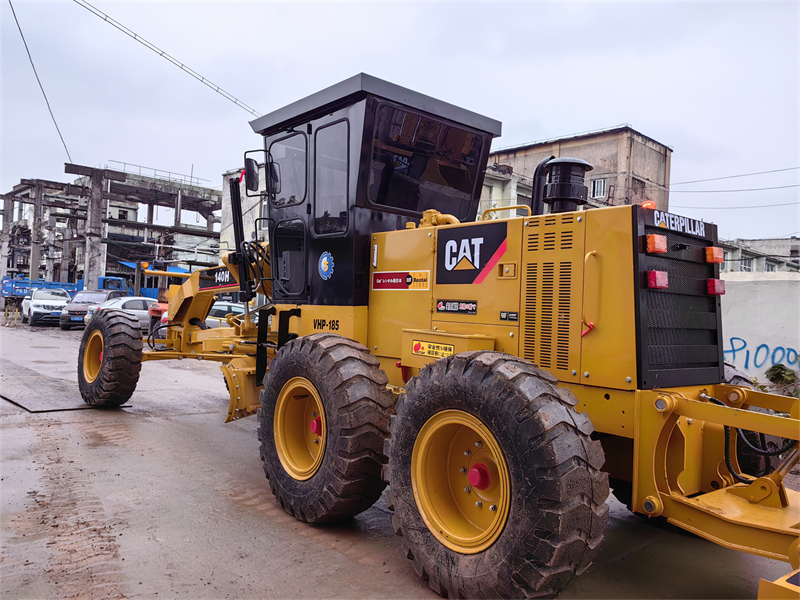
[411, 340, 455, 359]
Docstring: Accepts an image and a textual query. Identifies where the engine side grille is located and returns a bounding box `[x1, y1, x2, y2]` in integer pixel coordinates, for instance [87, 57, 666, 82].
[521, 214, 584, 381]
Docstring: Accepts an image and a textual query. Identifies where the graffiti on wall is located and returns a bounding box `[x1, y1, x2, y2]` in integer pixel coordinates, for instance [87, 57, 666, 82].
[723, 337, 799, 372]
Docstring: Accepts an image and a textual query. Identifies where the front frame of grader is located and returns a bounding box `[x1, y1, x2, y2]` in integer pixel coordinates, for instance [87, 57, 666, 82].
[76, 74, 799, 599]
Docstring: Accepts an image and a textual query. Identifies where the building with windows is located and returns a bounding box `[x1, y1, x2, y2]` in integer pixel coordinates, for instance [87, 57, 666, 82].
[720, 237, 800, 274]
[486, 125, 672, 213]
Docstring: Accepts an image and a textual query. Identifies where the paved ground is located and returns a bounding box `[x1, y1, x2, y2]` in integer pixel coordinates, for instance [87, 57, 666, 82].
[0, 323, 793, 599]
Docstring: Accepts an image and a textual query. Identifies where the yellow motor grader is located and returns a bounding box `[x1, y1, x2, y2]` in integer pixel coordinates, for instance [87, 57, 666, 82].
[77, 74, 799, 599]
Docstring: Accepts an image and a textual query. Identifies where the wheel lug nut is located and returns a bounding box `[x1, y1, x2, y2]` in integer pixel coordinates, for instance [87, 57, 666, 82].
[312, 412, 317, 417]
[313, 439, 319, 444]
[460, 467, 467, 474]
[463, 449, 471, 456]
[464, 486, 471, 493]
[489, 504, 497, 512]
[475, 441, 483, 448]
[475, 501, 482, 508]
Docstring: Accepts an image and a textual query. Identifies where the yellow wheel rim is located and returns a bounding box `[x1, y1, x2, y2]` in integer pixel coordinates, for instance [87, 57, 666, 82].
[274, 377, 326, 481]
[83, 330, 104, 383]
[412, 409, 510, 554]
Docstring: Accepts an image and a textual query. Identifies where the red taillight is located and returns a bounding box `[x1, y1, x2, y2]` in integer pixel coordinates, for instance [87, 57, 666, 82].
[646, 271, 669, 289]
[646, 234, 668, 254]
[707, 279, 726, 295]
[705, 246, 724, 264]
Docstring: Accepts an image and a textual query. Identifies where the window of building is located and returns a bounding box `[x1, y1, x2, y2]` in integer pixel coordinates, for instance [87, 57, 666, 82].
[591, 179, 606, 199]
[765, 261, 777, 272]
[740, 258, 753, 272]
[368, 104, 483, 220]
[118, 210, 128, 221]
[269, 132, 307, 207]
[314, 120, 349, 235]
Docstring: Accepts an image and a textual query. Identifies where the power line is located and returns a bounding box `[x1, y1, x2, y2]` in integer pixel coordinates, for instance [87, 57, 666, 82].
[671, 201, 799, 210]
[670, 184, 800, 193]
[8, 0, 73, 163]
[671, 167, 800, 185]
[71, 0, 261, 117]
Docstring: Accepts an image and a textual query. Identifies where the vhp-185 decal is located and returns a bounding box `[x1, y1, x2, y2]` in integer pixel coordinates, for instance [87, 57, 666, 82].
[436, 221, 508, 285]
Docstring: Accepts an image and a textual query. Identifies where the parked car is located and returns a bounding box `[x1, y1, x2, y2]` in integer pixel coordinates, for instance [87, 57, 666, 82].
[85, 296, 157, 330]
[21, 288, 72, 326]
[158, 301, 248, 330]
[60, 289, 129, 330]
[205, 302, 247, 328]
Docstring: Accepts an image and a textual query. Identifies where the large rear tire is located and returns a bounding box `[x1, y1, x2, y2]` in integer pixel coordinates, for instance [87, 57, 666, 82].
[385, 352, 608, 599]
[257, 333, 393, 523]
[77, 310, 142, 406]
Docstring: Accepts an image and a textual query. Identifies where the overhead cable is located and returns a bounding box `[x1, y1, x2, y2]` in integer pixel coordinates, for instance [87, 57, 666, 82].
[672, 167, 800, 185]
[671, 201, 798, 210]
[8, 0, 73, 162]
[71, 0, 261, 117]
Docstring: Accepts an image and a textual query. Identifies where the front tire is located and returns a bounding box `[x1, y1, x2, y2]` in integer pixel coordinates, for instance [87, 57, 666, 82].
[385, 352, 609, 599]
[258, 333, 393, 523]
[77, 310, 142, 406]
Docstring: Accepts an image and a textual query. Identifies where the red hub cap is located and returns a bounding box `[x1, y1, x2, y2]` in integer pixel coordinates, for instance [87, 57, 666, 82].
[99, 351, 103, 363]
[468, 463, 491, 490]
[310, 416, 323, 436]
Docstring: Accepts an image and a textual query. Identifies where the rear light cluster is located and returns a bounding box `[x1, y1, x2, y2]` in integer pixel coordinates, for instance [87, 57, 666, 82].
[646, 234, 668, 254]
[646, 271, 669, 289]
[707, 279, 726, 295]
[705, 246, 724, 264]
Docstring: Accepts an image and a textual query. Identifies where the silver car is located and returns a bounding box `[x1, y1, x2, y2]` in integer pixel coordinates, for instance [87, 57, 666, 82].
[205, 302, 246, 328]
[86, 296, 157, 330]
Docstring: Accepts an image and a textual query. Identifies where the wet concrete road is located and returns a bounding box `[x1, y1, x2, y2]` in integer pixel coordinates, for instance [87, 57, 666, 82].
[0, 324, 792, 599]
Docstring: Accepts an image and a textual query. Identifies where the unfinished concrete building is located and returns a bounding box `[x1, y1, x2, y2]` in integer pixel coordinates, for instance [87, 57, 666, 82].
[1, 163, 222, 291]
[487, 125, 672, 212]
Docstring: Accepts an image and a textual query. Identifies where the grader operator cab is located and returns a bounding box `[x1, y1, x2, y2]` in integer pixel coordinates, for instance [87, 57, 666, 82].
[78, 74, 799, 599]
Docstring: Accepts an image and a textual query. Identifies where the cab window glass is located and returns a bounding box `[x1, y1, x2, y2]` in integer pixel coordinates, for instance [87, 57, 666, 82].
[314, 121, 349, 235]
[269, 133, 307, 207]
[368, 105, 482, 220]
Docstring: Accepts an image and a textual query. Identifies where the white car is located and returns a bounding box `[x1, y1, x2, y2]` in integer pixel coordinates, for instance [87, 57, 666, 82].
[86, 296, 157, 330]
[21, 288, 72, 326]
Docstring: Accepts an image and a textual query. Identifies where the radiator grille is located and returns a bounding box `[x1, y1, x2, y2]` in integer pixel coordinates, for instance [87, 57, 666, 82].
[640, 225, 722, 381]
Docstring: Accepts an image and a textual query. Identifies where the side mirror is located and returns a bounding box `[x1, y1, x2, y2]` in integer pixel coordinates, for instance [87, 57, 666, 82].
[267, 162, 281, 195]
[24, 295, 31, 301]
[244, 158, 260, 192]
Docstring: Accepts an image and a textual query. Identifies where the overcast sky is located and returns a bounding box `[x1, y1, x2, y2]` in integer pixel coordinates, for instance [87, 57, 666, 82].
[2, 1, 798, 241]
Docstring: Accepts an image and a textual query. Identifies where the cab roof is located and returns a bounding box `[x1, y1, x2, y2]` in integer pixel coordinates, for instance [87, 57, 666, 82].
[249, 73, 502, 138]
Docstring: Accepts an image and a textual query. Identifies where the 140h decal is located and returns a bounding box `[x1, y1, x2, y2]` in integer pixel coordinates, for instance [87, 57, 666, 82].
[436, 221, 508, 285]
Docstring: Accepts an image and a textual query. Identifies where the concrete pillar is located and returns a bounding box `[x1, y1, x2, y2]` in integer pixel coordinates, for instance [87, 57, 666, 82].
[174, 190, 182, 228]
[45, 212, 55, 280]
[28, 182, 43, 281]
[0, 196, 13, 281]
[83, 170, 105, 290]
[61, 239, 71, 283]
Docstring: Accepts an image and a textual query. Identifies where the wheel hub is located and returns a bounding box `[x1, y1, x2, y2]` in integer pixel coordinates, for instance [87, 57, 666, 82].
[83, 330, 104, 384]
[411, 409, 510, 554]
[274, 377, 326, 481]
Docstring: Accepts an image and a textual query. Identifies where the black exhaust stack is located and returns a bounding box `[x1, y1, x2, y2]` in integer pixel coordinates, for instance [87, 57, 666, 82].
[531, 157, 593, 215]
